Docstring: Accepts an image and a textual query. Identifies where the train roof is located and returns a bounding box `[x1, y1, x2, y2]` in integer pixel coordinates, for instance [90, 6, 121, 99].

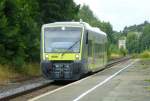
[42, 21, 107, 36]
[81, 22, 107, 36]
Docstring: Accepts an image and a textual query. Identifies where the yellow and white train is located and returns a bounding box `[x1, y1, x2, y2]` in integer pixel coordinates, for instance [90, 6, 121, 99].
[41, 21, 107, 80]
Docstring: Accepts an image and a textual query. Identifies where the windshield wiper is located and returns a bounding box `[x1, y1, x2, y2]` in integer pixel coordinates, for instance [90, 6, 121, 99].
[61, 40, 80, 56]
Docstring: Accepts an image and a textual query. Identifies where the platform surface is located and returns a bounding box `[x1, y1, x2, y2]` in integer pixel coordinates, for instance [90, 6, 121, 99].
[29, 59, 150, 101]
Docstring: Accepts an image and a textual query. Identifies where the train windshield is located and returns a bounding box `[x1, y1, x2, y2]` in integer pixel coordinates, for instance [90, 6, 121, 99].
[44, 27, 82, 53]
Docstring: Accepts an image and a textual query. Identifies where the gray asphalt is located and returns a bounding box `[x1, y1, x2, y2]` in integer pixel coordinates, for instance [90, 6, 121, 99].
[29, 59, 150, 101]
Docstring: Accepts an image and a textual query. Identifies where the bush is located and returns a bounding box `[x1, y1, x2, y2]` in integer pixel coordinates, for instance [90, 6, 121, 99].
[0, 63, 40, 83]
[119, 48, 128, 56]
[109, 44, 120, 53]
[140, 50, 150, 59]
[110, 53, 121, 60]
[0, 64, 19, 83]
[108, 44, 128, 60]
[132, 53, 139, 58]
[22, 63, 41, 76]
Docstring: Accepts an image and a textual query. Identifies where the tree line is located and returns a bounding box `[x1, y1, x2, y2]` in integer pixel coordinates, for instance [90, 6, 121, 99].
[124, 21, 150, 54]
[0, 1, 113, 66]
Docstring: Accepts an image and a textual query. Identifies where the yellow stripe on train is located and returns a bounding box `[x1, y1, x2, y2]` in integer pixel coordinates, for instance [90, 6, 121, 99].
[44, 53, 81, 61]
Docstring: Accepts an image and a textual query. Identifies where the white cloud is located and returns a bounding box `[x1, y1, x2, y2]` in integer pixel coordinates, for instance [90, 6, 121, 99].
[74, 0, 150, 31]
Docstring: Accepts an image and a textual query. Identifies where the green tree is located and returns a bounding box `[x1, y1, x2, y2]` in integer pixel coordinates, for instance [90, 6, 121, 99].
[0, 0, 8, 64]
[97, 22, 113, 42]
[77, 5, 97, 25]
[38, 0, 79, 24]
[139, 24, 150, 52]
[126, 32, 139, 53]
[0, 0, 40, 66]
[78, 5, 113, 42]
[0, 0, 80, 67]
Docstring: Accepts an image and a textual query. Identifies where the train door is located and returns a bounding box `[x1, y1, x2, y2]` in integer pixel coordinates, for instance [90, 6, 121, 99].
[84, 31, 89, 72]
[85, 31, 93, 72]
[88, 31, 96, 72]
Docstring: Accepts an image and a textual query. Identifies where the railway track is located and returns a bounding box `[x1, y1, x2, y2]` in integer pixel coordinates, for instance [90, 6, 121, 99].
[0, 56, 131, 101]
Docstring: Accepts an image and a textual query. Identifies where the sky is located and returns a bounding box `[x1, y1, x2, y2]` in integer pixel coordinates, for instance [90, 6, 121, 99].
[74, 0, 150, 31]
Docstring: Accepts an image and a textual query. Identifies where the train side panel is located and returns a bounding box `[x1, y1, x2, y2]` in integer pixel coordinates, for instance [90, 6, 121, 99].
[82, 29, 107, 72]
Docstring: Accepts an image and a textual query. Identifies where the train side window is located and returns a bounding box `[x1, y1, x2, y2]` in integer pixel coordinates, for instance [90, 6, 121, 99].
[86, 31, 88, 44]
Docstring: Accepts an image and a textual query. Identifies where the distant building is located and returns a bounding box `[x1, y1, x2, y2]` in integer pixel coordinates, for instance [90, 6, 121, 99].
[118, 38, 126, 49]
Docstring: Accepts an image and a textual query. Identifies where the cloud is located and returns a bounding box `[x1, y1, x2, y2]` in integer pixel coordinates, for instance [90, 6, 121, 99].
[74, 0, 150, 31]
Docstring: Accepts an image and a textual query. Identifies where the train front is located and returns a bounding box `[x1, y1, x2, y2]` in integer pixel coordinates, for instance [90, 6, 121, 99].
[41, 24, 84, 80]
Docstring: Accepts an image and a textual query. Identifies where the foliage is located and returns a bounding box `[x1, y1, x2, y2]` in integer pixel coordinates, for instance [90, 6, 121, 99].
[139, 24, 150, 52]
[119, 48, 128, 56]
[78, 5, 113, 42]
[131, 53, 139, 58]
[0, 64, 22, 84]
[126, 32, 139, 53]
[111, 31, 122, 44]
[77, 5, 117, 59]
[108, 45, 120, 60]
[17, 63, 41, 76]
[0, 63, 40, 83]
[123, 21, 149, 35]
[0, 1, 119, 78]
[108, 44, 127, 60]
[140, 50, 150, 59]
[0, 0, 79, 67]
[109, 44, 119, 54]
[109, 53, 121, 60]
[38, 0, 79, 24]
[123, 21, 150, 54]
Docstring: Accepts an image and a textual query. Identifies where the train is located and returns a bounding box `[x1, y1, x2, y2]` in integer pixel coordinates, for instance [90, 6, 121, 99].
[40, 21, 107, 80]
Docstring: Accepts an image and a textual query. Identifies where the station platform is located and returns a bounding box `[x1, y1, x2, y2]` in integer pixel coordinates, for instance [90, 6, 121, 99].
[29, 59, 150, 101]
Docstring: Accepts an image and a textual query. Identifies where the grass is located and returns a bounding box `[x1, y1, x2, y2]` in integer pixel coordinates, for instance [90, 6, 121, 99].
[0, 63, 41, 85]
[139, 52, 150, 69]
[144, 80, 150, 91]
[109, 53, 122, 60]
[108, 45, 128, 60]
[145, 80, 150, 82]
[139, 50, 150, 59]
[131, 51, 150, 60]
[109, 49, 127, 60]
[142, 58, 150, 91]
[139, 58, 150, 69]
[131, 53, 139, 58]
[21, 63, 41, 76]
[0, 64, 19, 85]
[146, 87, 150, 91]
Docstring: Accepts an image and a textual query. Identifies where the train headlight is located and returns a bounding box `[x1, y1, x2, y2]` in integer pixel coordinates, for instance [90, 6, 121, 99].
[46, 55, 49, 58]
[75, 54, 79, 60]
[45, 55, 49, 60]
